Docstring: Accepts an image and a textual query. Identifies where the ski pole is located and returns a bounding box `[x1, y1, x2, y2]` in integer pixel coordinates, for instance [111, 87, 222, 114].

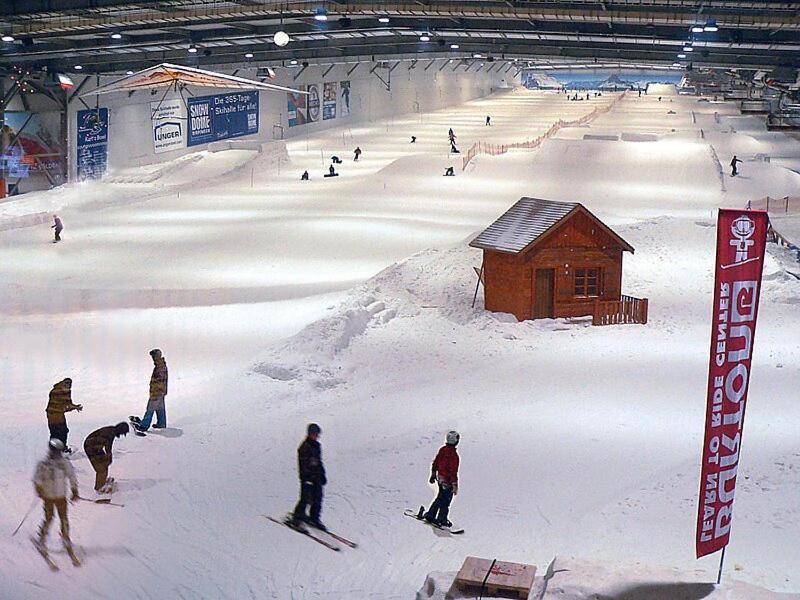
[77, 496, 125, 507]
[11, 498, 39, 537]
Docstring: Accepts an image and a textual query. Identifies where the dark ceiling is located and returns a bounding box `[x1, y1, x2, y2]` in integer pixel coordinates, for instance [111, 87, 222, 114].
[0, 1, 798, 75]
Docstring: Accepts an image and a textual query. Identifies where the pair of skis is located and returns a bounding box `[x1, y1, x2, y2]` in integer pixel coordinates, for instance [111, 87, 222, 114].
[30, 537, 81, 572]
[264, 516, 358, 552]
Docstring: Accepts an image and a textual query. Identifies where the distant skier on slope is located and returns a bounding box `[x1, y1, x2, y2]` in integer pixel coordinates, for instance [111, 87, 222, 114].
[132, 348, 168, 433]
[331, 156, 343, 164]
[32, 438, 80, 563]
[291, 423, 327, 531]
[422, 431, 460, 527]
[46, 378, 82, 450]
[84, 422, 129, 492]
[730, 155, 743, 177]
[353, 147, 362, 161]
[51, 214, 63, 243]
[485, 116, 491, 126]
[444, 166, 455, 176]
[301, 170, 309, 181]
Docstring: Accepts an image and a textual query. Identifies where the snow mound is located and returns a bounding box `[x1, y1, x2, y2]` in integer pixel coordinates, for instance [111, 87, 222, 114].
[417, 557, 800, 599]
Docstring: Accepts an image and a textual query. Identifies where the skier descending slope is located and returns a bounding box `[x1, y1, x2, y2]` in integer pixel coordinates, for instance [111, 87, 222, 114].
[291, 423, 327, 531]
[32, 438, 80, 568]
[423, 431, 460, 527]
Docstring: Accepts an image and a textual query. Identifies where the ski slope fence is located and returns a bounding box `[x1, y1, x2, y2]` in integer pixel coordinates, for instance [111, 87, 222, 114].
[461, 91, 627, 170]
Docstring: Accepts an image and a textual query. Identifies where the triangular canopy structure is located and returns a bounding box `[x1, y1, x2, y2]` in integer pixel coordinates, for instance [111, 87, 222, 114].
[81, 63, 307, 97]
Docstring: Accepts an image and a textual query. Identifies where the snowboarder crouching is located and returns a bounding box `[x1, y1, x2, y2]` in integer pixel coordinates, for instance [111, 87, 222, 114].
[84, 422, 129, 492]
[291, 423, 327, 530]
[301, 170, 309, 181]
[133, 348, 168, 433]
[424, 431, 460, 527]
[411, 136, 417, 143]
[51, 215, 63, 242]
[33, 438, 79, 560]
[444, 166, 455, 176]
[331, 156, 343, 164]
[46, 378, 82, 449]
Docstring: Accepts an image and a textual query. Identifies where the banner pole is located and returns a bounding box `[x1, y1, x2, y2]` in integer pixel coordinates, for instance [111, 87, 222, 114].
[716, 547, 726, 585]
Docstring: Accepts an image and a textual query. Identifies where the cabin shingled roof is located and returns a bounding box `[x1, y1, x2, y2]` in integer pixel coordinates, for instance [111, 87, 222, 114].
[469, 198, 578, 253]
[469, 197, 633, 254]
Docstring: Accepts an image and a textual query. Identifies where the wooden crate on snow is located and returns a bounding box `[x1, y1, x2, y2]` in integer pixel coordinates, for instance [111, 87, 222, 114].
[454, 556, 536, 599]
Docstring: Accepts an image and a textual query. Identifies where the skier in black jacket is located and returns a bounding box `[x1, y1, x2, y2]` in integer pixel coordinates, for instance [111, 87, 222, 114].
[291, 423, 327, 530]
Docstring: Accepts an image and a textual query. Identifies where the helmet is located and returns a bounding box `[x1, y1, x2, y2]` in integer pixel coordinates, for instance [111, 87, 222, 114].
[48, 438, 66, 452]
[149, 348, 162, 358]
[115, 422, 130, 436]
[446, 430, 460, 446]
[307, 423, 321, 435]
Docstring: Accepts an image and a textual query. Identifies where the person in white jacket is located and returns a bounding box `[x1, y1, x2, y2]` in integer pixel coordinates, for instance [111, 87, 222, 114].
[33, 439, 79, 557]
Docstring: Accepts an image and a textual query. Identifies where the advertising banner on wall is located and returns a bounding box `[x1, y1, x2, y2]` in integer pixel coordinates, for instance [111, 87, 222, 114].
[339, 81, 352, 116]
[151, 99, 185, 154]
[77, 107, 109, 180]
[187, 91, 259, 147]
[1, 112, 65, 186]
[323, 82, 337, 120]
[307, 84, 321, 122]
[695, 208, 769, 559]
[288, 86, 307, 127]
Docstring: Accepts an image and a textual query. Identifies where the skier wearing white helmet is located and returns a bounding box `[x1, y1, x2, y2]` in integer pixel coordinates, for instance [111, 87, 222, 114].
[32, 439, 80, 564]
[423, 431, 460, 527]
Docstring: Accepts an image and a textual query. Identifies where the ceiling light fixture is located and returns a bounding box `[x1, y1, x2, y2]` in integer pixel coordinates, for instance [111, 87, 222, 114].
[314, 9, 328, 21]
[473, 53, 483, 58]
[74, 65, 83, 70]
[683, 46, 693, 52]
[672, 62, 682, 67]
[691, 26, 704, 33]
[1, 35, 14, 42]
[677, 53, 686, 58]
[111, 32, 123, 39]
[704, 20, 718, 32]
[274, 31, 290, 46]
[378, 17, 390, 23]
[188, 45, 198, 53]
[245, 52, 254, 58]
[450, 44, 459, 49]
[126, 70, 134, 75]
[290, 59, 298, 65]
[420, 34, 430, 42]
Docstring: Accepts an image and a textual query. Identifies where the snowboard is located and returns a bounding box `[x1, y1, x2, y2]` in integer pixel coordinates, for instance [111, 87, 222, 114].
[404, 508, 464, 534]
[128, 416, 146, 436]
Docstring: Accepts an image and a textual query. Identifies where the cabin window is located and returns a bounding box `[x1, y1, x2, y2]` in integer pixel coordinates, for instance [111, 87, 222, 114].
[574, 268, 601, 298]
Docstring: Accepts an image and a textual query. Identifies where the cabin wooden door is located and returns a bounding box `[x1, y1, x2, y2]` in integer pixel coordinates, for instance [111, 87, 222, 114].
[533, 269, 555, 318]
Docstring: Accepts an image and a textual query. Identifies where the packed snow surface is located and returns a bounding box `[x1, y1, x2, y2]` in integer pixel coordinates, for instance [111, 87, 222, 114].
[1, 85, 798, 599]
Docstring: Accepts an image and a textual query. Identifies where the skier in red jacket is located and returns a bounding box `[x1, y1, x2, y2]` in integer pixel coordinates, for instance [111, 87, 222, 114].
[423, 431, 460, 527]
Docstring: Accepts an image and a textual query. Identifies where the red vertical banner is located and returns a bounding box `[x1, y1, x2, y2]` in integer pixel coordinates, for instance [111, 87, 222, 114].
[696, 208, 769, 558]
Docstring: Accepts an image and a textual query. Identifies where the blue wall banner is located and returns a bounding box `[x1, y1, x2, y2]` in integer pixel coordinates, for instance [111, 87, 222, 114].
[187, 91, 259, 147]
[76, 107, 109, 180]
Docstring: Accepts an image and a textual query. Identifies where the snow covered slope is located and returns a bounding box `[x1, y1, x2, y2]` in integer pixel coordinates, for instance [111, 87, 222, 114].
[0, 87, 798, 599]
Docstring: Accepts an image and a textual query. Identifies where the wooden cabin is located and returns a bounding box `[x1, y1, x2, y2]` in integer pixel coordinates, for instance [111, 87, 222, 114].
[470, 198, 647, 325]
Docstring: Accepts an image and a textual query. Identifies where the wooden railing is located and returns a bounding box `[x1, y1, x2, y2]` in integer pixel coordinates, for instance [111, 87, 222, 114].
[558, 294, 648, 325]
[592, 295, 649, 326]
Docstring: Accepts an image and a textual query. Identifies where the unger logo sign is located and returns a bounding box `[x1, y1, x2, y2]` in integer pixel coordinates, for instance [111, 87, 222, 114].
[721, 215, 760, 270]
[154, 121, 182, 142]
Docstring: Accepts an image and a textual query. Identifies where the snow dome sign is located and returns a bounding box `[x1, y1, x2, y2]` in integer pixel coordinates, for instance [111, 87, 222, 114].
[696, 208, 768, 561]
[187, 91, 259, 147]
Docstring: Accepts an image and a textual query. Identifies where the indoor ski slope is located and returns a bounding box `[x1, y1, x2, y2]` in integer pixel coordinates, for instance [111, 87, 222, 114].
[0, 86, 798, 599]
